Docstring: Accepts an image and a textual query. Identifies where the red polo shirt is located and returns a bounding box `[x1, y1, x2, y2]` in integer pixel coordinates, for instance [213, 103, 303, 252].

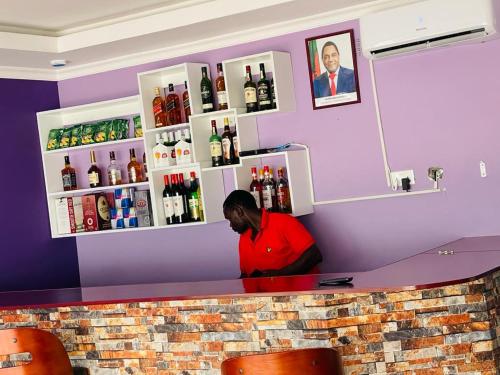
[239, 210, 317, 276]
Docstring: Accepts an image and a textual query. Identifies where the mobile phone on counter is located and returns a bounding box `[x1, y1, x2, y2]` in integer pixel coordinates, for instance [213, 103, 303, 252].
[318, 277, 353, 286]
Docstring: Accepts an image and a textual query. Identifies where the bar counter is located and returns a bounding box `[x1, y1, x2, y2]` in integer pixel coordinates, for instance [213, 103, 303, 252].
[0, 236, 499, 374]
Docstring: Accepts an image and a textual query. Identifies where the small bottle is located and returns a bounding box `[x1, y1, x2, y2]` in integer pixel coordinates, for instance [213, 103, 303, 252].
[88, 150, 102, 188]
[200, 66, 214, 113]
[249, 166, 263, 209]
[276, 167, 292, 213]
[244, 65, 258, 113]
[182, 81, 191, 122]
[188, 171, 201, 222]
[257, 63, 272, 111]
[162, 175, 174, 225]
[232, 128, 240, 164]
[107, 151, 122, 186]
[143, 152, 148, 181]
[127, 148, 143, 183]
[209, 120, 223, 167]
[262, 165, 277, 211]
[271, 78, 277, 109]
[152, 87, 167, 128]
[166, 83, 182, 126]
[216, 63, 228, 110]
[221, 117, 234, 165]
[61, 155, 77, 191]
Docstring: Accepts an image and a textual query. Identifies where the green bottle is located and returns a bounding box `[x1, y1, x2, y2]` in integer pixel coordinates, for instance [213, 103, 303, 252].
[209, 120, 223, 167]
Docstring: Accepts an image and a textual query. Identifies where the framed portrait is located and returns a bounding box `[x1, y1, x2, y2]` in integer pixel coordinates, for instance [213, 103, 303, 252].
[305, 29, 361, 110]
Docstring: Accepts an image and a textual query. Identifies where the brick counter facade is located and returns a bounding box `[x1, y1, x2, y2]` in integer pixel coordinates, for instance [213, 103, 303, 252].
[1, 269, 498, 374]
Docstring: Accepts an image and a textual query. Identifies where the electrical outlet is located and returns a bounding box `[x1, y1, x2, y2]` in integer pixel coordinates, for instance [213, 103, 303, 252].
[390, 170, 416, 190]
[479, 161, 487, 178]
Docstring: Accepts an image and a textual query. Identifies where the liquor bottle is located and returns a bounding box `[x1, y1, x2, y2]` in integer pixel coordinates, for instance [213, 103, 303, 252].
[143, 152, 148, 181]
[188, 171, 201, 222]
[88, 150, 102, 188]
[107, 151, 122, 186]
[221, 117, 234, 165]
[257, 63, 272, 111]
[276, 167, 292, 213]
[200, 66, 214, 113]
[269, 168, 276, 187]
[232, 128, 240, 164]
[127, 148, 143, 183]
[262, 165, 277, 211]
[249, 166, 263, 209]
[271, 78, 277, 109]
[244, 65, 258, 113]
[182, 81, 191, 122]
[216, 63, 228, 110]
[174, 129, 192, 165]
[209, 120, 223, 167]
[177, 173, 190, 223]
[152, 87, 167, 128]
[166, 83, 182, 126]
[61, 155, 77, 191]
[170, 174, 188, 224]
[154, 133, 170, 167]
[167, 132, 177, 166]
[162, 175, 174, 225]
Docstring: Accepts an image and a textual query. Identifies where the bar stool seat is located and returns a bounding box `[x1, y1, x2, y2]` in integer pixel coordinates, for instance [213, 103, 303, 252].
[221, 348, 343, 375]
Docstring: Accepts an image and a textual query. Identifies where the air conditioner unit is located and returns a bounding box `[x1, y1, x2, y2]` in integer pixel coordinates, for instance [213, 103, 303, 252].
[360, 0, 500, 59]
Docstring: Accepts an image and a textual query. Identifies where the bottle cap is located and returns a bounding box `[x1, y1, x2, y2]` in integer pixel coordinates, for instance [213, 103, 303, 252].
[156, 133, 161, 143]
[211, 119, 216, 127]
[178, 173, 185, 183]
[168, 83, 174, 91]
[170, 174, 178, 184]
[64, 155, 70, 163]
[175, 130, 183, 140]
[251, 166, 257, 173]
[246, 65, 251, 72]
[163, 175, 169, 185]
[263, 165, 270, 172]
[190, 171, 196, 178]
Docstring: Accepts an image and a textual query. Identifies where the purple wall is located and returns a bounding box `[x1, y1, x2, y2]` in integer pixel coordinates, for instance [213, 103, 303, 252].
[0, 79, 80, 292]
[58, 20, 500, 287]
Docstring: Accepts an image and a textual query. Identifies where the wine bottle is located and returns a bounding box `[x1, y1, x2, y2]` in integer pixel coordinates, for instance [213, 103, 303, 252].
[244, 65, 258, 113]
[209, 120, 223, 167]
[162, 175, 174, 225]
[188, 171, 201, 222]
[257, 63, 272, 111]
[177, 173, 190, 223]
[200, 66, 214, 113]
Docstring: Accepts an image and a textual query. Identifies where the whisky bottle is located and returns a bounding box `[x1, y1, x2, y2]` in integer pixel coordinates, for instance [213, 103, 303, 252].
[152, 87, 167, 128]
[61, 155, 77, 191]
[127, 148, 143, 183]
[216, 63, 228, 110]
[166, 83, 182, 126]
[143, 152, 148, 182]
[249, 166, 263, 209]
[221, 117, 234, 165]
[107, 151, 122, 186]
[271, 78, 277, 109]
[262, 165, 277, 211]
[88, 150, 102, 188]
[209, 120, 223, 167]
[244, 65, 258, 113]
[200, 66, 214, 113]
[232, 128, 240, 164]
[276, 167, 292, 213]
[182, 81, 191, 122]
[257, 63, 272, 111]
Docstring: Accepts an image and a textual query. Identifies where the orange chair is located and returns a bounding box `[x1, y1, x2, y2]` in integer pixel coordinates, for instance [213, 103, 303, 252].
[221, 348, 343, 375]
[0, 328, 85, 375]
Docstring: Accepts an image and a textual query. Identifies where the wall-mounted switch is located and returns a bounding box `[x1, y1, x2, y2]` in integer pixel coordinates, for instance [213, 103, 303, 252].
[479, 161, 487, 178]
[390, 170, 415, 191]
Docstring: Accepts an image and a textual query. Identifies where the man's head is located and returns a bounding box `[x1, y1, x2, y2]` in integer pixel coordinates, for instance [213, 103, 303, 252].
[223, 190, 258, 234]
[321, 41, 340, 74]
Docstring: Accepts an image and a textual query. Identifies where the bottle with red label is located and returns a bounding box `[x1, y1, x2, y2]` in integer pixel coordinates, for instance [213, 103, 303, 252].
[182, 81, 191, 122]
[152, 87, 167, 128]
[166, 83, 182, 126]
[249, 166, 264, 209]
[276, 167, 292, 213]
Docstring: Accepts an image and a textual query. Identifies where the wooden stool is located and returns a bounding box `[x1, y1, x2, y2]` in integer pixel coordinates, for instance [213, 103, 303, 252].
[221, 348, 343, 375]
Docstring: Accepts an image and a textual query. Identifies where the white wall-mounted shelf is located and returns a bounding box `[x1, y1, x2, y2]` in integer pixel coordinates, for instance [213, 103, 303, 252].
[37, 51, 307, 238]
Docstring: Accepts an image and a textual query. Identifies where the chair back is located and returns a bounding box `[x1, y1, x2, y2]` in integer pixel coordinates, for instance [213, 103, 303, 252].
[0, 328, 73, 375]
[221, 348, 343, 375]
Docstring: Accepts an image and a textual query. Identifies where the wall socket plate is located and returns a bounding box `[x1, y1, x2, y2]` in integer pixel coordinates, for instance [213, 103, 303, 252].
[390, 170, 415, 190]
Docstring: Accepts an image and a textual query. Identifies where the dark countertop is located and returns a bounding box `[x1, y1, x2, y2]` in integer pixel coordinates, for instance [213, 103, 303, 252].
[1, 236, 499, 310]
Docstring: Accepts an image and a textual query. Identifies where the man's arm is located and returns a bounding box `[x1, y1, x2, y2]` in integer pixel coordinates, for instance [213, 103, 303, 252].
[253, 244, 323, 277]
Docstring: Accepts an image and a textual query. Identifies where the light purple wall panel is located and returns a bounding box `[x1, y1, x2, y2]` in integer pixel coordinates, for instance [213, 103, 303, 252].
[58, 20, 500, 286]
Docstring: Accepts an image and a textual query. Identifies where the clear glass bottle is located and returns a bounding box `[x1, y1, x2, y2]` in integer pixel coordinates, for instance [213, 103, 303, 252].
[107, 151, 122, 186]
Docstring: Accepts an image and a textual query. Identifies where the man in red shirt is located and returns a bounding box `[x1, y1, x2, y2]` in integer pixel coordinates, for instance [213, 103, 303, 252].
[223, 190, 322, 278]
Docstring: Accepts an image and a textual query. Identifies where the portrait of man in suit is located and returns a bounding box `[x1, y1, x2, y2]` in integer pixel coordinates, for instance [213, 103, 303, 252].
[313, 41, 356, 98]
[306, 29, 360, 109]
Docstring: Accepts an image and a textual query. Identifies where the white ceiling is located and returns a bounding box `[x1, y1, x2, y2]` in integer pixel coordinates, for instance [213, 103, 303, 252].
[0, 0, 413, 80]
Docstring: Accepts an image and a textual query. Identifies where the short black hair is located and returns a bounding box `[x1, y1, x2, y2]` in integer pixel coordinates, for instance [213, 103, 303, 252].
[321, 41, 339, 57]
[223, 190, 258, 211]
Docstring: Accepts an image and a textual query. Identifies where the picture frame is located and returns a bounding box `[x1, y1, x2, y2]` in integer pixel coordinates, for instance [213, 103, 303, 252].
[305, 29, 361, 110]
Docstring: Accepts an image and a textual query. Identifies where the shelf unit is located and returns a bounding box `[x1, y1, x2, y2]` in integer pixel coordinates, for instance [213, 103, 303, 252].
[37, 51, 312, 238]
[233, 149, 314, 217]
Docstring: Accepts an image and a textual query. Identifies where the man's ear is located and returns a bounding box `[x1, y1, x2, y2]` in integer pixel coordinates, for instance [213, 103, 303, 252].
[234, 205, 245, 218]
